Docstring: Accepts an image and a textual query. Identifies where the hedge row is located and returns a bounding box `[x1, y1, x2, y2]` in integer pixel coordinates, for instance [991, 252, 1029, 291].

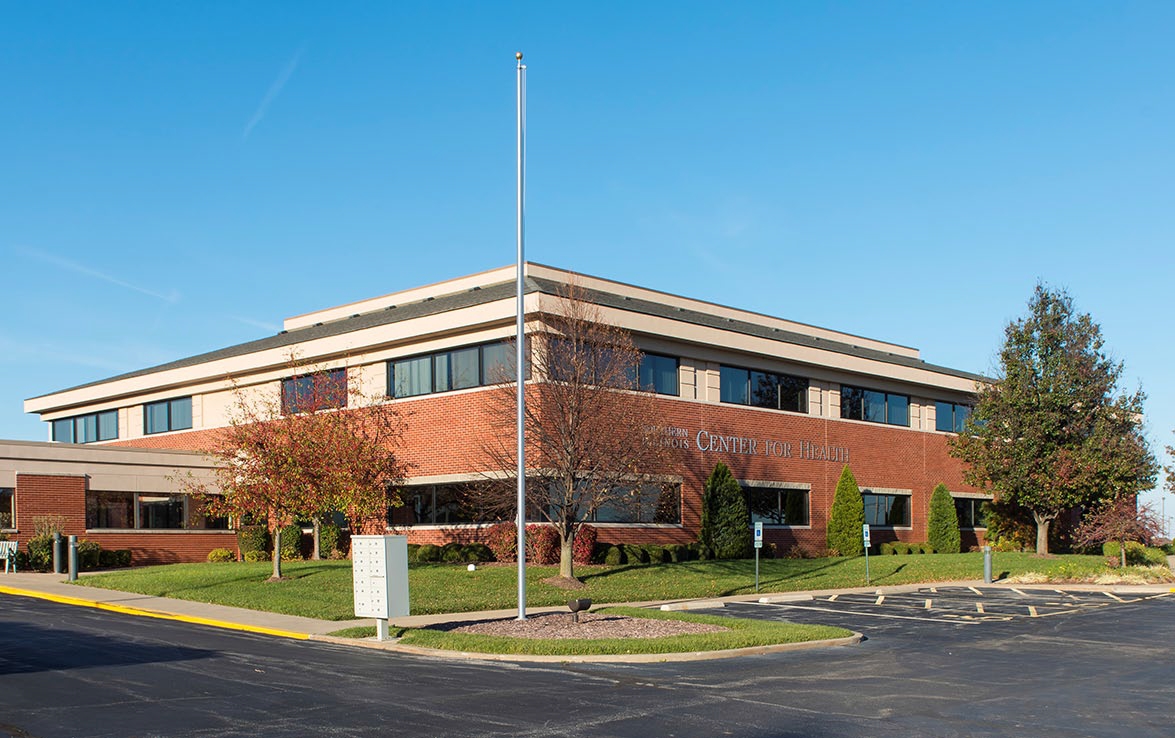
[879, 542, 936, 555]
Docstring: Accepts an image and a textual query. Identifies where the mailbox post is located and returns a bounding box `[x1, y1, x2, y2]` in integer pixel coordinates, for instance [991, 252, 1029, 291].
[351, 535, 410, 640]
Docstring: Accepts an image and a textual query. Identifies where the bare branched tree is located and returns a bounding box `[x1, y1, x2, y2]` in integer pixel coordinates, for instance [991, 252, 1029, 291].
[474, 283, 674, 581]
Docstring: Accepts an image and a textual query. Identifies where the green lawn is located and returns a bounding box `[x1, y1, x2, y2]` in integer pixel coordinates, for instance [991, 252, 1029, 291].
[78, 552, 1118, 621]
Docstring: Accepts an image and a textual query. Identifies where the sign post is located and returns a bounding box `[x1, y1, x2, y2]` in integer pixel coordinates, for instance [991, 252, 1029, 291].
[753, 522, 763, 593]
[862, 524, 871, 585]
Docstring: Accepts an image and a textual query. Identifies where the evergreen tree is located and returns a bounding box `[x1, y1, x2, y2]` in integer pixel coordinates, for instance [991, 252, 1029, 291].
[927, 484, 962, 554]
[827, 465, 865, 556]
[703, 462, 753, 559]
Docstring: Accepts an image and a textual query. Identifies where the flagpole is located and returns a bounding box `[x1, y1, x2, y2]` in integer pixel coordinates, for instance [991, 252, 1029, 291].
[515, 51, 528, 621]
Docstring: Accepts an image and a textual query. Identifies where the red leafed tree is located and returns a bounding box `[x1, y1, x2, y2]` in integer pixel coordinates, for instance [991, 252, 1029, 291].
[476, 282, 674, 582]
[193, 357, 407, 580]
[1073, 495, 1164, 567]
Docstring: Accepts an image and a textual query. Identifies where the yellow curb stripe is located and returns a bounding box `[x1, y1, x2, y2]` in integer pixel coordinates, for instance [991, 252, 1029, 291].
[0, 586, 309, 640]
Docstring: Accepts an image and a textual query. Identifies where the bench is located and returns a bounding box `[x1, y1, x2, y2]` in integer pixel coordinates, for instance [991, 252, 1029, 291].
[0, 540, 16, 573]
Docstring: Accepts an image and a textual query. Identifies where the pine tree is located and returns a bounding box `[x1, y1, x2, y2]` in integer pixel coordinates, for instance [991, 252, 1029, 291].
[927, 483, 962, 554]
[827, 465, 865, 556]
[704, 463, 753, 559]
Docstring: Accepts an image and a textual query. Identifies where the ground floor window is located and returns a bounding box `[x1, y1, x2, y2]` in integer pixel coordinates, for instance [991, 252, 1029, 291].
[590, 483, 681, 524]
[0, 488, 13, 529]
[85, 491, 228, 530]
[954, 497, 989, 529]
[862, 491, 911, 527]
[391, 483, 482, 526]
[743, 484, 809, 526]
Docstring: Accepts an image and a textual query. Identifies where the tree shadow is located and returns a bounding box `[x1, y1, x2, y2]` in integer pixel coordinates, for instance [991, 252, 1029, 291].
[0, 619, 216, 675]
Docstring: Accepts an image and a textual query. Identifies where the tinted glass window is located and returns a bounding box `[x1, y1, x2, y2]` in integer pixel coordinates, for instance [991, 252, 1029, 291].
[935, 401, 955, 432]
[169, 397, 193, 430]
[145, 402, 171, 434]
[52, 418, 74, 443]
[481, 343, 513, 385]
[863, 390, 887, 423]
[393, 356, 432, 398]
[639, 353, 679, 395]
[0, 488, 13, 529]
[745, 485, 809, 526]
[750, 371, 777, 408]
[720, 366, 749, 405]
[862, 492, 911, 526]
[840, 386, 864, 420]
[779, 375, 808, 413]
[886, 393, 909, 426]
[449, 347, 480, 390]
[77, 414, 99, 443]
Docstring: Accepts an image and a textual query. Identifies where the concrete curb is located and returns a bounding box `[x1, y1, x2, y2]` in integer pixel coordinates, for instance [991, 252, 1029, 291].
[0, 585, 311, 641]
[308, 631, 865, 663]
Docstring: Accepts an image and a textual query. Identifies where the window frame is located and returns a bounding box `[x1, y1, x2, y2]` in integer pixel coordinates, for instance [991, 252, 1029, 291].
[840, 385, 909, 427]
[720, 364, 809, 413]
[52, 410, 118, 444]
[281, 369, 348, 415]
[144, 396, 193, 435]
[387, 341, 521, 400]
[953, 496, 989, 529]
[0, 488, 14, 530]
[935, 401, 972, 433]
[638, 352, 680, 396]
[861, 489, 912, 528]
[741, 482, 810, 527]
[85, 490, 228, 531]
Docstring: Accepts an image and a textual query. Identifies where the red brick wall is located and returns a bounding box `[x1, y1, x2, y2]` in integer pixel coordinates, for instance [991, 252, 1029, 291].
[12, 473, 237, 566]
[108, 389, 988, 553]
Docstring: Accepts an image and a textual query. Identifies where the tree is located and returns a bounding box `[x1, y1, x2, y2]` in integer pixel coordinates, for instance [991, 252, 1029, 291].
[926, 484, 961, 554]
[190, 356, 407, 580]
[950, 285, 1158, 554]
[827, 465, 865, 556]
[1074, 495, 1164, 567]
[702, 463, 753, 559]
[477, 283, 673, 581]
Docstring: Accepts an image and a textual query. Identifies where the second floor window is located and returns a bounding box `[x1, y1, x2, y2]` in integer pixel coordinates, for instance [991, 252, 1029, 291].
[637, 353, 679, 396]
[841, 385, 909, 427]
[281, 369, 347, 414]
[144, 397, 193, 434]
[935, 401, 972, 433]
[721, 366, 808, 413]
[52, 410, 118, 444]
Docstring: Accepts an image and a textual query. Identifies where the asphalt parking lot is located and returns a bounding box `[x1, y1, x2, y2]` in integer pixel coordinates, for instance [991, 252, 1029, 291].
[702, 585, 1173, 636]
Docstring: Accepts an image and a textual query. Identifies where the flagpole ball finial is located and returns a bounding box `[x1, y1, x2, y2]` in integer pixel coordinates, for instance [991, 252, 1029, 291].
[516, 51, 523, 61]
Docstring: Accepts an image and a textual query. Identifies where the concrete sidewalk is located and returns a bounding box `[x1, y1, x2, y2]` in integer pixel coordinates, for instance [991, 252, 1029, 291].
[1, 571, 1172, 642]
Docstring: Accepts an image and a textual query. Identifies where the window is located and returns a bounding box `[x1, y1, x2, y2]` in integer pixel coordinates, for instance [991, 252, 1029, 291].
[391, 483, 482, 526]
[144, 397, 193, 434]
[0, 488, 13, 529]
[85, 491, 227, 530]
[388, 341, 520, 399]
[935, 401, 972, 433]
[590, 482, 681, 524]
[51, 410, 118, 443]
[721, 365, 808, 413]
[841, 385, 909, 427]
[638, 353, 679, 396]
[954, 497, 989, 529]
[743, 484, 809, 526]
[281, 369, 347, 414]
[862, 491, 911, 527]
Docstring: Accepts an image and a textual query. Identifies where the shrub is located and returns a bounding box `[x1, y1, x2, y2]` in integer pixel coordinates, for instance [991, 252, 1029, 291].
[279, 524, 304, 560]
[572, 524, 598, 565]
[27, 536, 54, 571]
[622, 543, 649, 564]
[207, 548, 236, 563]
[484, 522, 517, 563]
[464, 543, 493, 563]
[927, 483, 962, 554]
[442, 543, 466, 563]
[703, 463, 753, 559]
[827, 465, 865, 557]
[406, 543, 421, 563]
[77, 540, 101, 570]
[243, 550, 268, 563]
[237, 525, 270, 556]
[644, 545, 669, 564]
[1104, 541, 1166, 566]
[416, 544, 443, 563]
[524, 524, 559, 565]
[665, 543, 688, 563]
[603, 544, 624, 566]
[689, 542, 714, 560]
[880, 542, 896, 555]
[318, 522, 341, 559]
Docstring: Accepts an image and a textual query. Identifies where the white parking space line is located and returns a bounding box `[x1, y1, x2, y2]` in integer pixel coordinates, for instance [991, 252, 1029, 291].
[1104, 592, 1125, 602]
[976, 603, 985, 614]
[925, 599, 933, 610]
[875, 595, 885, 605]
[766, 603, 983, 624]
[1011, 588, 1028, 596]
[968, 587, 983, 596]
[1028, 605, 1039, 617]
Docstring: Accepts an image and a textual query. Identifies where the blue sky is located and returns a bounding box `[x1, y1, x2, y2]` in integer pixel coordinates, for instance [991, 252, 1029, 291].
[2, 2, 1173, 521]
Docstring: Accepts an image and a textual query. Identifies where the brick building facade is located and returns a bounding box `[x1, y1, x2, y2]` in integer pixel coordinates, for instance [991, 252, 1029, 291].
[19, 264, 990, 562]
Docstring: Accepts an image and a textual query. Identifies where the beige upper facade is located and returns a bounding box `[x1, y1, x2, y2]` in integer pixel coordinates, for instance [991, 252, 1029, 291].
[24, 263, 981, 443]
[0, 439, 217, 491]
